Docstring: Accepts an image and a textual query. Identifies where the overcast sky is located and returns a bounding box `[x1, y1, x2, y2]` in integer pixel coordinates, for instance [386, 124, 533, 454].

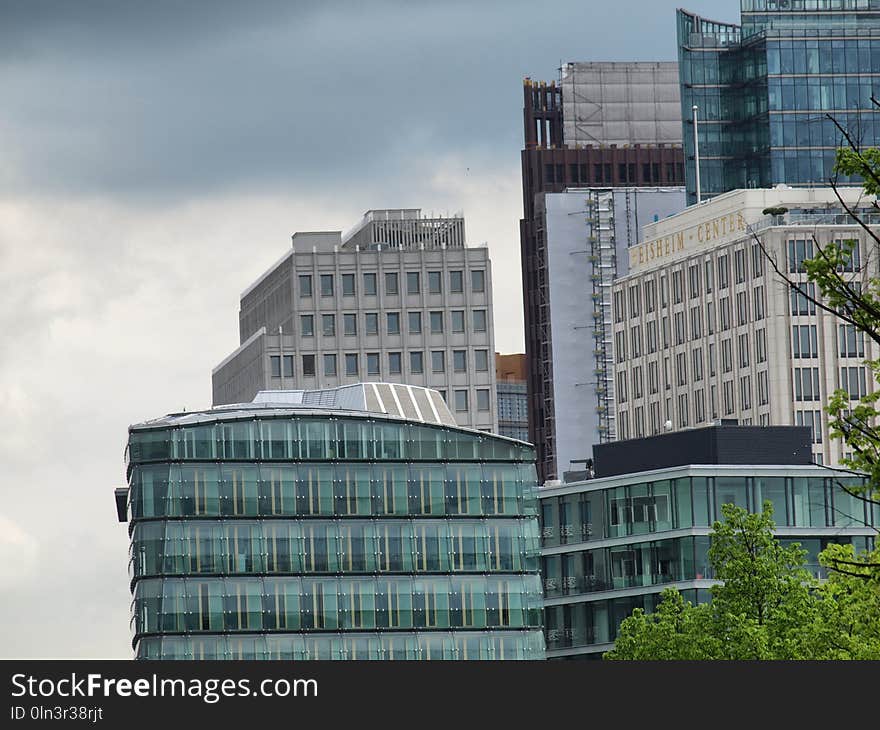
[0, 0, 734, 658]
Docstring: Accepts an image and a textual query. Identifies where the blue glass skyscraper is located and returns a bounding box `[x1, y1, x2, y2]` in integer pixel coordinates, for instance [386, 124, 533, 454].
[678, 1, 880, 204]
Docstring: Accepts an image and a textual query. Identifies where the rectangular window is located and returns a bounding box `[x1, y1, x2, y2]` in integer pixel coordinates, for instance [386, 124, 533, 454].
[838, 324, 865, 358]
[690, 306, 702, 340]
[795, 409, 823, 444]
[364, 312, 378, 336]
[660, 276, 668, 308]
[388, 352, 401, 375]
[790, 283, 816, 316]
[324, 354, 337, 376]
[299, 274, 312, 298]
[322, 314, 335, 337]
[740, 375, 752, 410]
[835, 237, 861, 272]
[648, 361, 659, 394]
[476, 389, 490, 411]
[320, 274, 334, 297]
[385, 272, 399, 295]
[473, 310, 487, 332]
[387, 312, 400, 335]
[695, 389, 705, 423]
[450, 270, 463, 293]
[706, 303, 715, 335]
[631, 326, 642, 358]
[471, 270, 485, 293]
[692, 348, 703, 382]
[794, 367, 820, 402]
[734, 248, 746, 284]
[475, 349, 489, 371]
[343, 313, 357, 336]
[302, 354, 316, 377]
[723, 380, 735, 415]
[367, 353, 380, 376]
[629, 284, 641, 317]
[408, 311, 422, 334]
[345, 353, 358, 376]
[342, 273, 355, 296]
[738, 333, 750, 368]
[756, 329, 767, 363]
[676, 352, 688, 386]
[363, 273, 377, 296]
[758, 371, 769, 405]
[454, 389, 469, 412]
[721, 339, 732, 373]
[788, 239, 814, 273]
[406, 271, 420, 295]
[688, 264, 701, 299]
[617, 371, 628, 403]
[453, 350, 467, 372]
[705, 261, 713, 293]
[674, 312, 686, 345]
[410, 351, 424, 374]
[754, 285, 765, 320]
[616, 330, 627, 363]
[751, 243, 764, 278]
[720, 297, 731, 330]
[632, 366, 644, 399]
[300, 314, 314, 337]
[672, 270, 683, 304]
[718, 255, 729, 289]
[431, 351, 445, 373]
[451, 310, 465, 333]
[647, 321, 658, 353]
[840, 366, 867, 400]
[430, 311, 444, 334]
[736, 291, 749, 326]
[283, 355, 294, 378]
[614, 290, 626, 323]
[270, 355, 281, 378]
[428, 271, 442, 294]
[678, 393, 689, 427]
[793, 325, 818, 358]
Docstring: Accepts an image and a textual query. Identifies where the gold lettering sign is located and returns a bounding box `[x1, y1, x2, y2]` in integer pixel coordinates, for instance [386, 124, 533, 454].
[630, 211, 746, 271]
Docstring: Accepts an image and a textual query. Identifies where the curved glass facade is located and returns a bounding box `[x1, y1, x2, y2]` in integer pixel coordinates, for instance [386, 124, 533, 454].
[123, 410, 544, 660]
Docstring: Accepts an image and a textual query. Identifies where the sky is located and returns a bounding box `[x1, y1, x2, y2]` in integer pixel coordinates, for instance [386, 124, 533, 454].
[0, 0, 735, 658]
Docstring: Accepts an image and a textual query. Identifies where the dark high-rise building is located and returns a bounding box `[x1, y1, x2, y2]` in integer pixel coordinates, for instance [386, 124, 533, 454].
[520, 62, 686, 481]
[678, 1, 880, 205]
[116, 384, 545, 660]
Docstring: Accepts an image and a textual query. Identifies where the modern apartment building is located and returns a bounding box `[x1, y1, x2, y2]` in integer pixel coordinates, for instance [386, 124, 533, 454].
[612, 186, 880, 466]
[496, 353, 528, 442]
[678, 1, 880, 204]
[539, 423, 877, 659]
[521, 62, 686, 481]
[212, 209, 498, 432]
[116, 384, 545, 660]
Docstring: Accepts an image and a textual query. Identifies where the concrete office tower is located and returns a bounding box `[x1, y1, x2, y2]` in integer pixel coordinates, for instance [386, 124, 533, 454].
[534, 187, 686, 481]
[521, 62, 686, 481]
[677, 2, 880, 205]
[496, 353, 528, 442]
[213, 209, 498, 432]
[539, 423, 877, 659]
[612, 186, 880, 466]
[116, 384, 545, 660]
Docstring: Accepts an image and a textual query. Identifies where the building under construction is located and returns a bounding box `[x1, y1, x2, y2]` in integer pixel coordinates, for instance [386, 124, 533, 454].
[520, 62, 686, 482]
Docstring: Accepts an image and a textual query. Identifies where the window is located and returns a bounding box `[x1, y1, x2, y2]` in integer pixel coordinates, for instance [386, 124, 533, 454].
[648, 361, 659, 394]
[475, 349, 489, 371]
[721, 338, 732, 373]
[617, 371, 628, 402]
[753, 285, 765, 320]
[690, 306, 702, 340]
[738, 333, 750, 368]
[672, 270, 683, 304]
[410, 351, 424, 374]
[453, 350, 467, 372]
[345, 353, 358, 376]
[430, 311, 444, 334]
[302, 354, 316, 377]
[388, 352, 401, 375]
[387, 312, 400, 335]
[324, 354, 337, 376]
[751, 243, 764, 278]
[695, 389, 705, 423]
[734, 248, 746, 284]
[660, 276, 668, 308]
[795, 410, 823, 444]
[616, 330, 627, 362]
[645, 279, 657, 313]
[794, 367, 820, 401]
[450, 270, 463, 293]
[408, 311, 422, 334]
[717, 255, 729, 289]
[676, 352, 688, 386]
[632, 366, 644, 399]
[451, 310, 465, 333]
[364, 312, 378, 336]
[719, 297, 731, 330]
[270, 356, 281, 378]
[367, 353, 380, 376]
[723, 380, 734, 415]
[428, 271, 442, 294]
[736, 291, 749, 326]
[793, 325, 818, 358]
[688, 264, 701, 298]
[631, 326, 642, 358]
[740, 375, 752, 410]
[647, 321, 658, 353]
[320, 274, 334, 297]
[283, 355, 293, 378]
[758, 371, 769, 405]
[835, 237, 861, 272]
[674, 312, 686, 345]
[614, 290, 626, 323]
[788, 239, 814, 273]
[385, 272, 399, 295]
[322, 314, 335, 337]
[471, 270, 485, 292]
[629, 284, 641, 317]
[838, 325, 865, 358]
[454, 389, 469, 412]
[705, 260, 713, 292]
[299, 274, 312, 297]
[840, 366, 867, 400]
[476, 389, 490, 411]
[407, 271, 420, 295]
[343, 313, 357, 336]
[790, 283, 816, 316]
[342, 273, 355, 296]
[756, 329, 767, 363]
[363, 273, 377, 296]
[706, 303, 715, 335]
[300, 314, 314, 337]
[678, 393, 689, 427]
[431, 351, 445, 373]
[693, 348, 703, 382]
[473, 310, 487, 332]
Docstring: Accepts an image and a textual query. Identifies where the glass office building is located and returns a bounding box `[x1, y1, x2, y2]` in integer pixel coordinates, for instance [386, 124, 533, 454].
[115, 384, 544, 660]
[538, 425, 878, 659]
[678, 1, 880, 204]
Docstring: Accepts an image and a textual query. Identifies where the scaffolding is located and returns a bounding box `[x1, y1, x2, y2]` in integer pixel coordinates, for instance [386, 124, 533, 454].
[587, 191, 617, 442]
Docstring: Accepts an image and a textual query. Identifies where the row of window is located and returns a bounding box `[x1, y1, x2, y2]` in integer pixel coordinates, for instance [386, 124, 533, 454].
[131, 575, 544, 636]
[129, 462, 538, 520]
[538, 474, 874, 547]
[544, 161, 685, 186]
[292, 309, 488, 338]
[298, 270, 485, 298]
[135, 630, 546, 661]
[127, 419, 535, 466]
[129, 518, 539, 579]
[270, 349, 490, 380]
